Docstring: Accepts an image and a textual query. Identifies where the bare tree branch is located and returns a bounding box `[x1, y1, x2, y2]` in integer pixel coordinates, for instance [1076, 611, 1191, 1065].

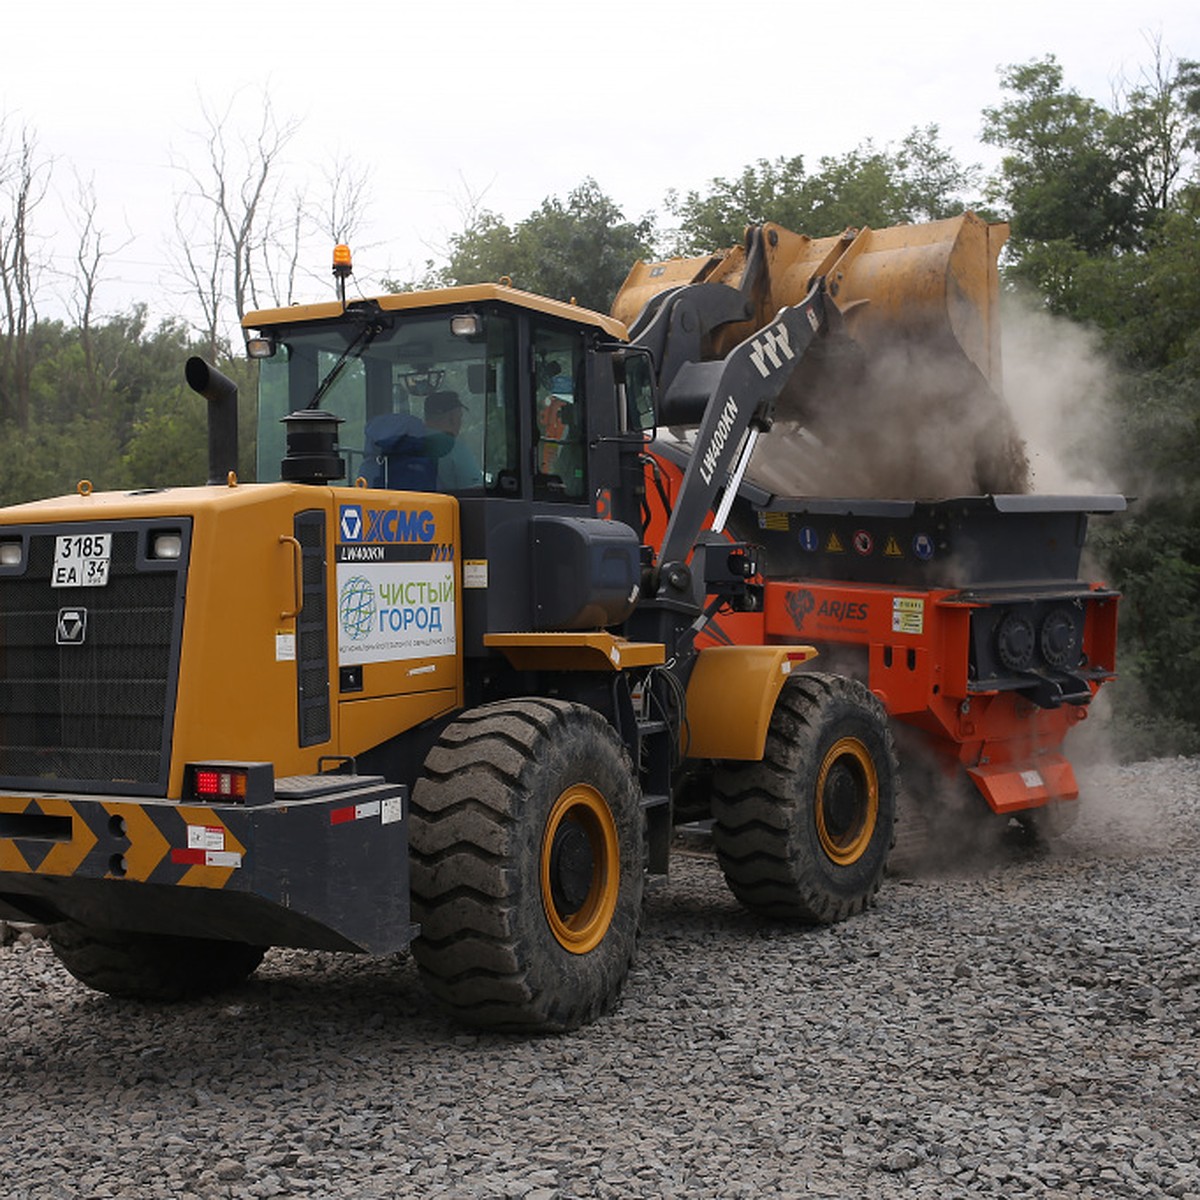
[67, 171, 133, 416]
[1114, 34, 1195, 218]
[259, 186, 304, 309]
[167, 89, 300, 355]
[313, 154, 373, 246]
[0, 118, 52, 426]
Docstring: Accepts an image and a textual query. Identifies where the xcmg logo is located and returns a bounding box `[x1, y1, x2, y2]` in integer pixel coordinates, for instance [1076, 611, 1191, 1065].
[339, 504, 436, 544]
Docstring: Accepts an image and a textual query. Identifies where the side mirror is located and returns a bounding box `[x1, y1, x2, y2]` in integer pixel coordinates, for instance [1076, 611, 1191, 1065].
[608, 345, 658, 434]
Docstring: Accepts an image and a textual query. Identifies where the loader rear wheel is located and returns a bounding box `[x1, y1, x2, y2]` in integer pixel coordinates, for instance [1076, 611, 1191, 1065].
[410, 698, 644, 1032]
[48, 923, 265, 1001]
[711, 673, 897, 923]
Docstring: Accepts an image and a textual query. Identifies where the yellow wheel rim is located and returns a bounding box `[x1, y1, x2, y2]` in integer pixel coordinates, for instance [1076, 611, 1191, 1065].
[540, 784, 620, 954]
[814, 737, 879, 867]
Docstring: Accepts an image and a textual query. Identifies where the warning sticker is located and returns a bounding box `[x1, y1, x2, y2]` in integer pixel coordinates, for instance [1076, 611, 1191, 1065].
[826, 531, 845, 554]
[892, 596, 925, 635]
[884, 536, 903, 558]
[463, 560, 488, 589]
[187, 825, 225, 852]
[173, 825, 242, 869]
[172, 847, 242, 869]
[758, 511, 790, 531]
[331, 799, 382, 826]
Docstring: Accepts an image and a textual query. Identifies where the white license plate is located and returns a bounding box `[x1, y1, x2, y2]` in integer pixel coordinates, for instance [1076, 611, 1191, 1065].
[52, 533, 112, 588]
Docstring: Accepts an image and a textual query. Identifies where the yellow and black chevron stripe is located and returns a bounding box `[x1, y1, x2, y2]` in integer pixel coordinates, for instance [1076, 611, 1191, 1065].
[0, 779, 412, 953]
[0, 795, 243, 890]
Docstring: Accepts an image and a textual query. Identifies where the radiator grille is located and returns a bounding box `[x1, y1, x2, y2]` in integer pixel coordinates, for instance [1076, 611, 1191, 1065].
[0, 522, 187, 794]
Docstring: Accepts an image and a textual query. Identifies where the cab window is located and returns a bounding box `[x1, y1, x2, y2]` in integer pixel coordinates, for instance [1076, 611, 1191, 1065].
[532, 322, 587, 501]
[255, 309, 519, 496]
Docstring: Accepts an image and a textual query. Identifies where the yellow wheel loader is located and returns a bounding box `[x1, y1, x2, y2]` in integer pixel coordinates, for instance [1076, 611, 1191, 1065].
[0, 215, 1118, 1029]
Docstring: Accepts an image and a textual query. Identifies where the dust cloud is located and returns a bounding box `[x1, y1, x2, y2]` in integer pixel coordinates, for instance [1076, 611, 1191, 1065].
[751, 331, 1030, 500]
[744, 289, 1128, 505]
[702, 278, 1131, 862]
[758, 292, 1130, 866]
[999, 292, 1123, 497]
[997, 293, 1129, 800]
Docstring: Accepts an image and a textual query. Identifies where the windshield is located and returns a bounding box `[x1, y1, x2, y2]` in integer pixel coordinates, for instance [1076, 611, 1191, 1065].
[256, 308, 518, 494]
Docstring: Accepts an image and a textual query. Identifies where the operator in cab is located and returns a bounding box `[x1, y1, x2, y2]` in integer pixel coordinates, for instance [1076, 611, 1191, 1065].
[424, 390, 483, 491]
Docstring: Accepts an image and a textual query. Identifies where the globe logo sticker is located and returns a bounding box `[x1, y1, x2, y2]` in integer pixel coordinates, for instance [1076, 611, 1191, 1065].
[338, 575, 377, 641]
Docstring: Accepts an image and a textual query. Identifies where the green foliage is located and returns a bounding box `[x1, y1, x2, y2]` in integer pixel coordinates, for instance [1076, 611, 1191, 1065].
[983, 57, 1140, 256]
[398, 179, 655, 314]
[0, 417, 124, 507]
[987, 53, 1200, 757]
[1093, 505, 1200, 759]
[120, 390, 209, 488]
[666, 126, 982, 254]
[0, 309, 253, 505]
[1011, 203, 1200, 362]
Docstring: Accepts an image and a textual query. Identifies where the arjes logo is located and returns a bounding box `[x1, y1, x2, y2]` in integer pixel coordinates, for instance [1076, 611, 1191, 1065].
[339, 504, 435, 544]
[785, 589, 869, 630]
[785, 589, 815, 631]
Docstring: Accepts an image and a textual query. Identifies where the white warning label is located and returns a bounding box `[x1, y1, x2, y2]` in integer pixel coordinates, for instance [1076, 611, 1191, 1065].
[892, 596, 925, 635]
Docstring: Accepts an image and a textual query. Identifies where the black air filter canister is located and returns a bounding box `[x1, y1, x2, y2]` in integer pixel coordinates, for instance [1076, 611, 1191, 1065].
[281, 410, 345, 484]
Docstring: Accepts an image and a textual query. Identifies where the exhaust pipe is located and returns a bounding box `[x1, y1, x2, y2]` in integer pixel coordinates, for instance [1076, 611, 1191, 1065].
[185, 357, 239, 485]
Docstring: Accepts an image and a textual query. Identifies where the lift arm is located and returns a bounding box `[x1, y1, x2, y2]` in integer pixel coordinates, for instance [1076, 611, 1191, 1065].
[633, 276, 831, 604]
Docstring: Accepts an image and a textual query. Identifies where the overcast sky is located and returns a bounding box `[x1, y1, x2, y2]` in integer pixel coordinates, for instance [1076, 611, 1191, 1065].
[4, 0, 1198, 324]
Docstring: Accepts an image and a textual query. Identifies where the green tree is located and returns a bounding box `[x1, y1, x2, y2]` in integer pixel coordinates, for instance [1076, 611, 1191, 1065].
[983, 57, 1141, 256]
[985, 52, 1200, 755]
[399, 179, 655, 314]
[666, 126, 981, 254]
[0, 308, 254, 506]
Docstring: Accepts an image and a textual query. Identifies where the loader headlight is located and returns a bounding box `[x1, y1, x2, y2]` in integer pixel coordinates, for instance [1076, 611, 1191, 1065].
[0, 538, 22, 568]
[149, 530, 184, 560]
[450, 313, 483, 339]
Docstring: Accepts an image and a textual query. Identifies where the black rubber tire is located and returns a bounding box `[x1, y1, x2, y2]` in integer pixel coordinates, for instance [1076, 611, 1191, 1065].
[409, 698, 645, 1032]
[48, 923, 265, 1000]
[711, 672, 897, 923]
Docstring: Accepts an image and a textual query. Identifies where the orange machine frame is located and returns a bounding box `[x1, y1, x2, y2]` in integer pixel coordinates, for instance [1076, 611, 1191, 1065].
[641, 451, 1119, 814]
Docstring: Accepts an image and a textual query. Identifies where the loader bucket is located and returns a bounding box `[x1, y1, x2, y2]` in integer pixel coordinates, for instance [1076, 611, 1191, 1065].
[615, 214, 1029, 498]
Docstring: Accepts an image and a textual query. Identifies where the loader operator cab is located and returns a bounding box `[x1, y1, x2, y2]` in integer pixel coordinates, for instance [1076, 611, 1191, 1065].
[250, 294, 599, 504]
[245, 287, 650, 647]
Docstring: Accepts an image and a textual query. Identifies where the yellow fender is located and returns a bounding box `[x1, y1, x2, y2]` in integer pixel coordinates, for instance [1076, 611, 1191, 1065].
[685, 645, 817, 761]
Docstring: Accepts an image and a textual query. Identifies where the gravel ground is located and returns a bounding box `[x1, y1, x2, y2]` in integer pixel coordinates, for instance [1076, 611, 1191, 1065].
[2, 756, 1198, 1199]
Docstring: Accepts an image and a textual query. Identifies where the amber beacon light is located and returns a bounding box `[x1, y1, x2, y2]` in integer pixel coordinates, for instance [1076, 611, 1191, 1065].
[333, 243, 353, 303]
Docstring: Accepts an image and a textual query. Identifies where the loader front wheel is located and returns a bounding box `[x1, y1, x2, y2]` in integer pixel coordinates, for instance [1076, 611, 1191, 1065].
[712, 673, 897, 923]
[48, 923, 265, 1000]
[410, 698, 644, 1032]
